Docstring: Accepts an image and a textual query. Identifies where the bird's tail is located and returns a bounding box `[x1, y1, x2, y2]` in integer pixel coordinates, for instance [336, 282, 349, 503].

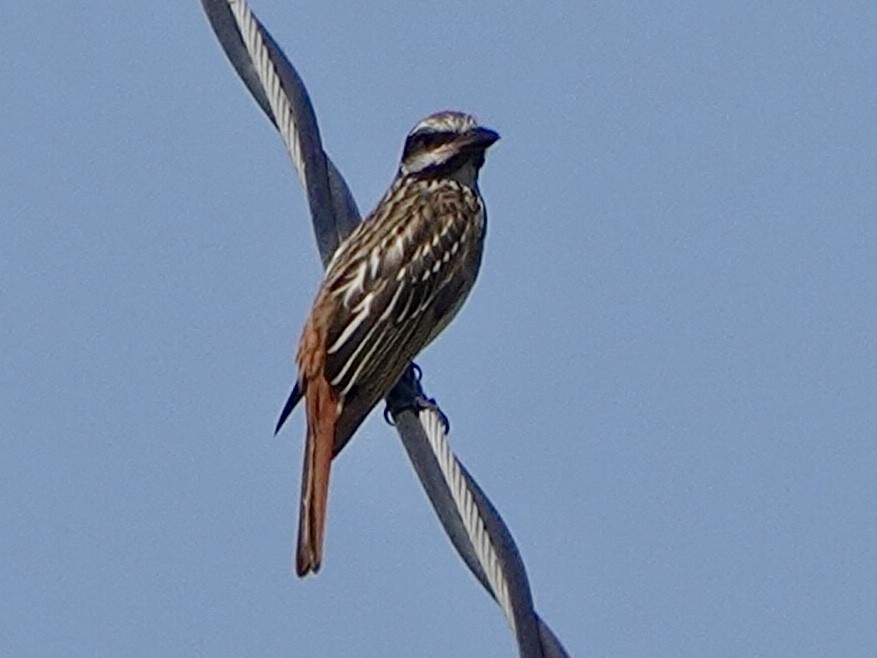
[295, 374, 336, 577]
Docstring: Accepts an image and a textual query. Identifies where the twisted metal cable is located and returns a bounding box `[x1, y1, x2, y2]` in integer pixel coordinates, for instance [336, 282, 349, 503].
[201, 2, 569, 655]
[418, 407, 515, 633]
[208, 0, 357, 263]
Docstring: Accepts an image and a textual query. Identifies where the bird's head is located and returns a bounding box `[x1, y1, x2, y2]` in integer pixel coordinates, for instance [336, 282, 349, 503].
[398, 111, 499, 184]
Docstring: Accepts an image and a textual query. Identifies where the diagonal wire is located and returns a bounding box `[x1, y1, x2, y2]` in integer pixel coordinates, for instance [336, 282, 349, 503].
[201, 2, 570, 655]
[204, 0, 358, 263]
[418, 407, 514, 630]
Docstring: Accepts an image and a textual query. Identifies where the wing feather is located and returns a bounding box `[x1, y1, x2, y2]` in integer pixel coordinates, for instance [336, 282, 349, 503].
[319, 179, 482, 404]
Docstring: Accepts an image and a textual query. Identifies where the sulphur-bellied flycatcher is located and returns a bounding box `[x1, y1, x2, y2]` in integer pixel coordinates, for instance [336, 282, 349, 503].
[275, 110, 499, 576]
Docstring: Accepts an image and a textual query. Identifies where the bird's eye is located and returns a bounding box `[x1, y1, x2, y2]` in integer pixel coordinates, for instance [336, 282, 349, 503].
[408, 131, 450, 153]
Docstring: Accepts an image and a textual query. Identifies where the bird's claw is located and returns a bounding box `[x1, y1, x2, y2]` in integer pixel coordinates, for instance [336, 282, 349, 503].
[415, 395, 451, 434]
[383, 392, 450, 435]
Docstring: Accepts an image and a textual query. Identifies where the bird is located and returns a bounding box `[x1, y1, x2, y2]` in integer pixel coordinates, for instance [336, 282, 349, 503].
[274, 110, 499, 576]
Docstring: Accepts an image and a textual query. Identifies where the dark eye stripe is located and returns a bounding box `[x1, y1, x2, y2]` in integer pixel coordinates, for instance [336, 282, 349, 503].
[405, 130, 454, 156]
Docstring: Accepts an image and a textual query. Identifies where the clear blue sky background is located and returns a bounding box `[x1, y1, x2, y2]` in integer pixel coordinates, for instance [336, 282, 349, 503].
[3, 2, 875, 656]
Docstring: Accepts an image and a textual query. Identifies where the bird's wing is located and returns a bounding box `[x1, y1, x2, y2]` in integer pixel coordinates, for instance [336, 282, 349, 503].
[320, 180, 481, 407]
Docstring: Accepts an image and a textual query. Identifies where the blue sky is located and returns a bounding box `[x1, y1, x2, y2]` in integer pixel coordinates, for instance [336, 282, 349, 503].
[3, 2, 876, 656]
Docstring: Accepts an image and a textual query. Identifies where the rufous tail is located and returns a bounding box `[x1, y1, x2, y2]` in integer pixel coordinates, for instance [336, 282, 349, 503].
[295, 374, 336, 577]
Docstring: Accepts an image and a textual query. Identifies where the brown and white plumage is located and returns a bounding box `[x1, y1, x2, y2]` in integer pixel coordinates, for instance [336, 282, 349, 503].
[275, 111, 499, 576]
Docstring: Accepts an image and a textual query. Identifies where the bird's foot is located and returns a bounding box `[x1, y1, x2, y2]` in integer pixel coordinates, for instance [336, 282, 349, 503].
[413, 395, 451, 435]
[383, 363, 449, 434]
[383, 393, 450, 434]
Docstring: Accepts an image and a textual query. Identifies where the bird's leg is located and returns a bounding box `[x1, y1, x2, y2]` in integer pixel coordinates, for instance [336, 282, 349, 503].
[384, 364, 421, 426]
[383, 363, 449, 433]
